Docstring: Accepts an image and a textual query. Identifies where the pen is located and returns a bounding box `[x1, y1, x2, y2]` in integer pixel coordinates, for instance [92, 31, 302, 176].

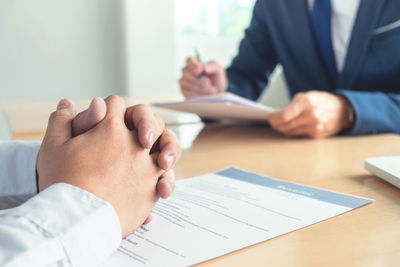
[195, 48, 206, 85]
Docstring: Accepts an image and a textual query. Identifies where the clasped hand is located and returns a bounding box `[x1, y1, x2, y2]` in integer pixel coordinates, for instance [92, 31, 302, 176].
[36, 95, 181, 237]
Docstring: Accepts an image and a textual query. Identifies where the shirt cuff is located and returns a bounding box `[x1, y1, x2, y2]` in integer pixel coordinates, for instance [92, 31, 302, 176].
[0, 141, 41, 208]
[8, 183, 122, 267]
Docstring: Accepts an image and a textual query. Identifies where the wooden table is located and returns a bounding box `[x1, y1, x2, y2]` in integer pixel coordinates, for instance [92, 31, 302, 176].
[177, 124, 400, 267]
[3, 99, 400, 267]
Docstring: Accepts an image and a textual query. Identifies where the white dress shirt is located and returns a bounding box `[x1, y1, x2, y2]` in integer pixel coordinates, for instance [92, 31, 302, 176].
[0, 141, 122, 267]
[308, 0, 361, 72]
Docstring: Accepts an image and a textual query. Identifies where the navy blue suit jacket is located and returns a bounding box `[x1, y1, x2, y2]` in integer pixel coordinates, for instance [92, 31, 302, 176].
[227, 0, 400, 135]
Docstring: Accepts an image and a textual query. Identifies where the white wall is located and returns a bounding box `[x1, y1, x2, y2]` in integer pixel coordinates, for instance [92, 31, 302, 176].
[0, 0, 126, 103]
[0, 0, 289, 106]
[123, 0, 179, 99]
[0, 109, 11, 140]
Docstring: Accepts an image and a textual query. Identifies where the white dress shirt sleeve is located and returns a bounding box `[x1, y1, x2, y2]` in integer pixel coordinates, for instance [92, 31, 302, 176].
[0, 141, 41, 209]
[0, 183, 122, 267]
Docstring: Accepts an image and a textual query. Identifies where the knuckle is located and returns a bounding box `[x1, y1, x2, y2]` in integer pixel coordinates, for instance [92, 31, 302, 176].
[131, 104, 149, 118]
[281, 113, 290, 123]
[49, 111, 58, 122]
[165, 128, 178, 140]
[107, 94, 119, 101]
[310, 124, 324, 137]
[107, 94, 124, 105]
[302, 97, 312, 108]
[104, 115, 121, 131]
[294, 92, 304, 99]
[301, 95, 310, 103]
[135, 103, 148, 111]
[317, 124, 324, 132]
[310, 110, 319, 120]
[49, 109, 70, 122]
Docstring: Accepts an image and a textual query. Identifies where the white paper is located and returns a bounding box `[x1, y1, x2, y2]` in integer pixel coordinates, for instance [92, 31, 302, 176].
[152, 93, 275, 122]
[101, 167, 373, 267]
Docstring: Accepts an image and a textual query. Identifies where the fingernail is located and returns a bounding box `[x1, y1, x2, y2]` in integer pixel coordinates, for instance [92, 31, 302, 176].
[57, 99, 70, 110]
[166, 154, 175, 169]
[147, 131, 155, 145]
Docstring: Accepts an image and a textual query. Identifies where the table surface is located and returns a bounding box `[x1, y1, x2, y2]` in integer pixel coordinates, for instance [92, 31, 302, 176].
[2, 99, 400, 267]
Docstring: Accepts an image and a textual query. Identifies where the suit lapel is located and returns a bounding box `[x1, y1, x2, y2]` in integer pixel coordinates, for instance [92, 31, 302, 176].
[339, 0, 386, 88]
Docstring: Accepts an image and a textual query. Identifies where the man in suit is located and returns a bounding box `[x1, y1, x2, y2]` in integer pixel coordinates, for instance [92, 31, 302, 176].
[180, 0, 400, 138]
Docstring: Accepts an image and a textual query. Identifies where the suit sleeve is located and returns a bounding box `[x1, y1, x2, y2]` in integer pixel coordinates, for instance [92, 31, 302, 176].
[337, 89, 400, 135]
[226, 0, 278, 101]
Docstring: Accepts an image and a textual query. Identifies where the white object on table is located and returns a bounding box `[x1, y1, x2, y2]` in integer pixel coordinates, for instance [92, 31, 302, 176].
[153, 93, 275, 122]
[365, 156, 400, 188]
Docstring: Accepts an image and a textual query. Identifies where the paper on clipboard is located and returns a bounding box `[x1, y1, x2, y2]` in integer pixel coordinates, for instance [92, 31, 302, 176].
[152, 93, 275, 122]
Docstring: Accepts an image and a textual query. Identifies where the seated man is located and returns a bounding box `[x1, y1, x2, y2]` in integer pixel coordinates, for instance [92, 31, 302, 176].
[0, 95, 181, 266]
[180, 0, 400, 138]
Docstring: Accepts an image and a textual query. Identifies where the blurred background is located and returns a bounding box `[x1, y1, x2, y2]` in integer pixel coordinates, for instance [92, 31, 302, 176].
[0, 0, 287, 105]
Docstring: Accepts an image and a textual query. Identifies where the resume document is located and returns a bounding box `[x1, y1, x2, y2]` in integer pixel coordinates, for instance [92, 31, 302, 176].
[102, 167, 373, 267]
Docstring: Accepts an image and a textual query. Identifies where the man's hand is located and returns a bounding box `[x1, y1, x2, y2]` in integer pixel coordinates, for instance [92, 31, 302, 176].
[37, 95, 164, 237]
[69, 98, 181, 224]
[72, 98, 181, 197]
[268, 91, 354, 139]
[180, 57, 228, 99]
[124, 104, 181, 172]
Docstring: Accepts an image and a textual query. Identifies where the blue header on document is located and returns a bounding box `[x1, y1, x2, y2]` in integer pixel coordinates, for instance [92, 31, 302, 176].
[216, 167, 373, 209]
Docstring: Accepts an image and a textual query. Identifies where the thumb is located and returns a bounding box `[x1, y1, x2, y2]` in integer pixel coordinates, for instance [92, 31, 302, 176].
[72, 97, 107, 136]
[43, 99, 75, 146]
